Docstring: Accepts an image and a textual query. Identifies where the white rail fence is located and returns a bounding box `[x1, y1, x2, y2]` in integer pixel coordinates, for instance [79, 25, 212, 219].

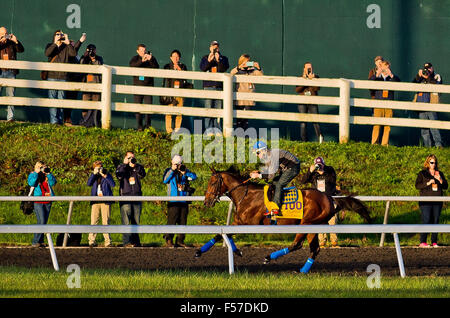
[0, 195, 448, 277]
[0, 60, 449, 142]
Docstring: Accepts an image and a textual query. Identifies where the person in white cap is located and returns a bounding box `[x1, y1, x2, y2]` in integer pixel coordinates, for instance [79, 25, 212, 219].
[162, 154, 197, 247]
[301, 156, 340, 247]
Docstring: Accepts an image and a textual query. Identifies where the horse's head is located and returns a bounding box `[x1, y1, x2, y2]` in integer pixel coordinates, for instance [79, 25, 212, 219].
[204, 167, 226, 208]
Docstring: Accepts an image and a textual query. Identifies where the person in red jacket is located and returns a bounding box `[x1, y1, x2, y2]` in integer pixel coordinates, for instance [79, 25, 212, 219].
[415, 154, 448, 247]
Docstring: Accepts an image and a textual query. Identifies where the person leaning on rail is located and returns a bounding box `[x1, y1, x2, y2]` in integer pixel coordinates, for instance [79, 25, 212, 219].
[415, 154, 448, 248]
[368, 60, 400, 146]
[230, 53, 263, 132]
[412, 62, 444, 148]
[129, 43, 159, 131]
[115, 151, 146, 247]
[0, 26, 24, 122]
[87, 160, 115, 247]
[27, 161, 57, 248]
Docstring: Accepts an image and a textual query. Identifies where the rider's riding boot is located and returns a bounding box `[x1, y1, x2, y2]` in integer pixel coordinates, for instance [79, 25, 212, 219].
[272, 209, 282, 217]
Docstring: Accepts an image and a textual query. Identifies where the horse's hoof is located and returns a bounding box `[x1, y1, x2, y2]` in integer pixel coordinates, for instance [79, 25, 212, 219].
[234, 249, 243, 257]
[263, 256, 271, 264]
[194, 250, 202, 258]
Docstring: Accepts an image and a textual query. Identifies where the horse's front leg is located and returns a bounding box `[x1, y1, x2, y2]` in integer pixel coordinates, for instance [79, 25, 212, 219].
[299, 233, 320, 274]
[264, 233, 306, 264]
[195, 234, 222, 258]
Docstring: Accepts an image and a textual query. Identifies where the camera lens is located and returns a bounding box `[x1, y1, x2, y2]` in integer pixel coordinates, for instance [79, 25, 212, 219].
[43, 167, 50, 173]
[100, 168, 107, 175]
[179, 164, 186, 172]
[130, 158, 137, 164]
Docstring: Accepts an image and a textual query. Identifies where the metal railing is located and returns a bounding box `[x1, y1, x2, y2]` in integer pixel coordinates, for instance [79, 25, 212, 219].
[0, 60, 449, 142]
[0, 195, 448, 277]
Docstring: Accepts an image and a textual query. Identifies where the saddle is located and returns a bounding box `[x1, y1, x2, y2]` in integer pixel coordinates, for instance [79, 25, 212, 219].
[264, 185, 303, 219]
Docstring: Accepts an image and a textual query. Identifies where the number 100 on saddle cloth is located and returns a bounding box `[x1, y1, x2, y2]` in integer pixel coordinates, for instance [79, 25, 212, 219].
[264, 185, 303, 219]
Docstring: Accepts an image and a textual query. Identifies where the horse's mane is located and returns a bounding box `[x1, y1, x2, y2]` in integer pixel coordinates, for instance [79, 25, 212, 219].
[219, 166, 261, 186]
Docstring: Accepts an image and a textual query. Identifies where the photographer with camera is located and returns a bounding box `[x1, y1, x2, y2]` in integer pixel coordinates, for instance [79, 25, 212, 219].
[161, 49, 189, 134]
[369, 60, 400, 146]
[87, 160, 115, 247]
[44, 29, 77, 125]
[300, 156, 339, 247]
[295, 62, 324, 143]
[230, 54, 263, 131]
[129, 44, 159, 131]
[79, 44, 103, 128]
[115, 151, 146, 247]
[199, 40, 229, 135]
[0, 26, 24, 122]
[412, 62, 444, 148]
[27, 161, 57, 247]
[162, 155, 197, 248]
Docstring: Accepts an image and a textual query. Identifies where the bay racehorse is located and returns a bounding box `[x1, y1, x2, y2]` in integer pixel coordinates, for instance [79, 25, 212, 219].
[196, 167, 372, 273]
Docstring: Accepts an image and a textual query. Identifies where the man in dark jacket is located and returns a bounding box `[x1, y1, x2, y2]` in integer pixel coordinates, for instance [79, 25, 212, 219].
[129, 43, 159, 131]
[369, 60, 400, 146]
[199, 40, 229, 134]
[412, 62, 444, 148]
[116, 151, 146, 247]
[0, 27, 24, 122]
[45, 30, 77, 124]
[301, 156, 339, 247]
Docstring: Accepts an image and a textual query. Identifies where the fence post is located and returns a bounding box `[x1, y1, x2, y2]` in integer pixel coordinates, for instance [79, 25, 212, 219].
[339, 79, 350, 143]
[222, 73, 234, 137]
[63, 201, 74, 248]
[100, 65, 112, 129]
[379, 201, 391, 247]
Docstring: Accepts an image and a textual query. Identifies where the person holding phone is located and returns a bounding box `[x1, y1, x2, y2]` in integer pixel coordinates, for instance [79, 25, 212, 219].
[230, 54, 263, 131]
[415, 154, 447, 247]
[295, 62, 324, 143]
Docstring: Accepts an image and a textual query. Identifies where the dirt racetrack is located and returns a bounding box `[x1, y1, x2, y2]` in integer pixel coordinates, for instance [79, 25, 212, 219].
[1, 245, 449, 276]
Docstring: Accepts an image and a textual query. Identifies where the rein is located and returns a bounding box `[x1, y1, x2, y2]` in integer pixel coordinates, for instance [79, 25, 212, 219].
[207, 173, 251, 206]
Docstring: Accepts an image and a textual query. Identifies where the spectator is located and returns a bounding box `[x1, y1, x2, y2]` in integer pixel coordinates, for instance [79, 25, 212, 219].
[79, 44, 103, 128]
[162, 154, 197, 248]
[161, 49, 188, 134]
[369, 60, 400, 146]
[44, 30, 77, 125]
[368, 56, 384, 98]
[415, 154, 447, 247]
[27, 161, 57, 247]
[301, 156, 339, 247]
[199, 40, 229, 135]
[412, 62, 444, 148]
[295, 62, 324, 143]
[230, 54, 263, 131]
[250, 141, 300, 217]
[87, 160, 115, 247]
[115, 151, 146, 247]
[129, 44, 159, 131]
[64, 33, 86, 126]
[0, 27, 24, 122]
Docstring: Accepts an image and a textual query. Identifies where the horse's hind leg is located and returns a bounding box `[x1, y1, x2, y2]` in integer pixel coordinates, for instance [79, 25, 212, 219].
[195, 234, 222, 258]
[264, 233, 306, 264]
[299, 233, 320, 274]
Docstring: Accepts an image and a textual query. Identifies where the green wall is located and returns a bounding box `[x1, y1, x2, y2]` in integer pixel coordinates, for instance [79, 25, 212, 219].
[1, 0, 449, 145]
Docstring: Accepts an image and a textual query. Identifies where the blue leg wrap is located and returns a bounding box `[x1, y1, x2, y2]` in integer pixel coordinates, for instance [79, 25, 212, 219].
[300, 258, 315, 274]
[228, 237, 238, 253]
[270, 247, 290, 260]
[200, 238, 216, 253]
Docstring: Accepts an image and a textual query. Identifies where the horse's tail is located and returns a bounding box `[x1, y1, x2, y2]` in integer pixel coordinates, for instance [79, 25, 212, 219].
[334, 196, 373, 224]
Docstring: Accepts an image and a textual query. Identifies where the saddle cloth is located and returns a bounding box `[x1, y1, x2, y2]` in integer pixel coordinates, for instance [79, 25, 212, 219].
[263, 185, 303, 219]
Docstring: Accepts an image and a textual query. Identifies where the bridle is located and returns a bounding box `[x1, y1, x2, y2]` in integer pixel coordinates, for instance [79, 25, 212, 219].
[206, 172, 251, 206]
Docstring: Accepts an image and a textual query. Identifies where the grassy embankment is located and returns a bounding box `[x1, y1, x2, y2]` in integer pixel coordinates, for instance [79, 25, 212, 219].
[0, 122, 448, 246]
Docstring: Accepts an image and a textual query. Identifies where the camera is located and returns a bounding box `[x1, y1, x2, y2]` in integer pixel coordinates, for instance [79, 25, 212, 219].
[88, 48, 95, 57]
[246, 61, 254, 67]
[213, 48, 218, 54]
[178, 164, 186, 172]
[314, 164, 322, 171]
[41, 167, 50, 173]
[4, 34, 11, 40]
[307, 68, 312, 75]
[97, 167, 107, 175]
[129, 158, 137, 164]
[59, 34, 65, 41]
[422, 68, 430, 76]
